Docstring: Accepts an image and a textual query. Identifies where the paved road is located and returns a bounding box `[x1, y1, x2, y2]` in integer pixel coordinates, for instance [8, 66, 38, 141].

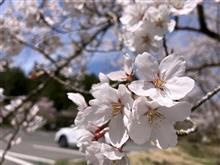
[0, 128, 85, 165]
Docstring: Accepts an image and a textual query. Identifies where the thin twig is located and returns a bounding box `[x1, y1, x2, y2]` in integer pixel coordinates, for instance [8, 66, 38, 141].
[56, 21, 112, 72]
[0, 0, 5, 6]
[163, 35, 169, 56]
[192, 84, 220, 111]
[11, 34, 58, 67]
[0, 127, 20, 165]
[186, 62, 220, 72]
[175, 25, 220, 42]
[3, 82, 49, 125]
[46, 72, 90, 94]
[175, 4, 220, 42]
[197, 4, 207, 31]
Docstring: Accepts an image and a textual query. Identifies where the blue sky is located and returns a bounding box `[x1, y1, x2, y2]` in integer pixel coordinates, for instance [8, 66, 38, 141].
[12, 47, 121, 75]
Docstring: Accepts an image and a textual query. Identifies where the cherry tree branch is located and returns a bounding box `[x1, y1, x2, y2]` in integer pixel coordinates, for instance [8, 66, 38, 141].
[186, 62, 220, 72]
[56, 20, 112, 72]
[192, 84, 220, 111]
[175, 25, 220, 42]
[2, 82, 48, 126]
[175, 4, 220, 42]
[0, 127, 20, 165]
[163, 35, 169, 56]
[11, 34, 58, 67]
[0, 0, 5, 6]
[45, 71, 90, 94]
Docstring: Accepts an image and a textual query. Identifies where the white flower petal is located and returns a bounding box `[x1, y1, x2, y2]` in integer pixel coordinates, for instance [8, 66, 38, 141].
[170, 0, 201, 16]
[89, 98, 100, 105]
[75, 128, 93, 148]
[128, 115, 152, 145]
[107, 71, 127, 81]
[165, 76, 195, 100]
[153, 94, 175, 107]
[153, 120, 177, 149]
[159, 54, 186, 80]
[124, 55, 133, 74]
[123, 108, 131, 128]
[118, 84, 133, 109]
[168, 19, 176, 33]
[75, 106, 111, 128]
[159, 101, 191, 122]
[120, 3, 148, 31]
[132, 97, 148, 119]
[128, 80, 157, 97]
[102, 143, 125, 160]
[135, 52, 159, 81]
[99, 73, 109, 83]
[85, 141, 105, 165]
[109, 113, 129, 148]
[91, 83, 118, 103]
[67, 93, 87, 110]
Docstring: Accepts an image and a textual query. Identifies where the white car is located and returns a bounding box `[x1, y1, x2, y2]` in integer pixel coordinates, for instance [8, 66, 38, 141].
[55, 126, 78, 148]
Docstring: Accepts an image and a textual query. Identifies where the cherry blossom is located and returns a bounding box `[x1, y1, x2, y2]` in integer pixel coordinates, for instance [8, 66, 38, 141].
[67, 93, 87, 111]
[120, 3, 148, 32]
[90, 83, 133, 148]
[85, 141, 128, 165]
[67, 93, 106, 129]
[147, 5, 176, 35]
[128, 97, 191, 149]
[128, 52, 195, 106]
[91, 73, 110, 91]
[168, 0, 202, 16]
[124, 22, 162, 54]
[107, 55, 134, 82]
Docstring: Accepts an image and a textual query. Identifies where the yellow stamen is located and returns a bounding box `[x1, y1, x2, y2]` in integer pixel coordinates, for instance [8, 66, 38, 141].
[153, 79, 165, 90]
[112, 160, 118, 165]
[146, 108, 163, 124]
[155, 18, 164, 28]
[112, 102, 123, 117]
[142, 35, 151, 44]
[173, 1, 184, 9]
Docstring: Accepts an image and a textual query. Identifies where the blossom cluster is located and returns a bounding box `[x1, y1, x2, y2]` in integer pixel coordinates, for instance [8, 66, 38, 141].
[66, 1, 198, 165]
[0, 89, 45, 133]
[121, 0, 202, 54]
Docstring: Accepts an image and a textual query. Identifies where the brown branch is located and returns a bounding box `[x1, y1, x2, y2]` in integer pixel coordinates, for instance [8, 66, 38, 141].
[45, 71, 90, 94]
[85, 48, 120, 53]
[56, 21, 112, 72]
[192, 84, 220, 111]
[4, 81, 49, 123]
[186, 62, 220, 72]
[175, 5, 220, 42]
[175, 26, 220, 42]
[11, 34, 58, 67]
[0, 127, 20, 165]
[0, 0, 5, 6]
[163, 35, 169, 56]
[197, 4, 207, 31]
[39, 12, 70, 34]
